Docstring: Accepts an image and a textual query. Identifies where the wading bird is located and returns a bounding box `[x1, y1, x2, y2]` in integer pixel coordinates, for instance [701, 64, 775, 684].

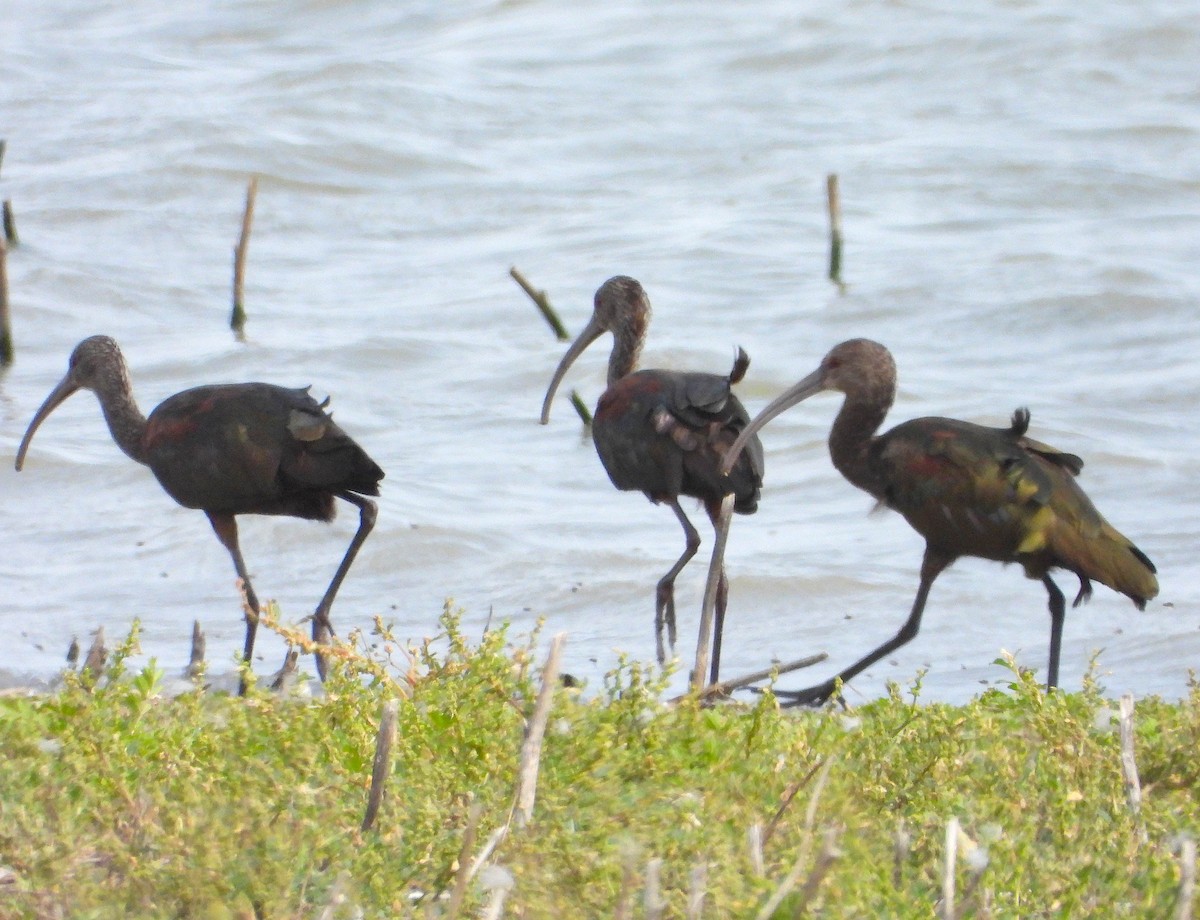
[540, 276, 764, 682]
[15, 335, 384, 688]
[720, 338, 1157, 704]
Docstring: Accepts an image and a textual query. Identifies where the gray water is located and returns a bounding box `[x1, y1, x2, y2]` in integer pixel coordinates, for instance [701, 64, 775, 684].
[2, 0, 1197, 703]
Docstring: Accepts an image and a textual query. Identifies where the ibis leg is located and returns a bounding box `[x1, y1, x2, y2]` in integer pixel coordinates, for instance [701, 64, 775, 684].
[311, 494, 378, 681]
[207, 512, 260, 695]
[1042, 574, 1066, 691]
[778, 546, 952, 707]
[655, 498, 700, 665]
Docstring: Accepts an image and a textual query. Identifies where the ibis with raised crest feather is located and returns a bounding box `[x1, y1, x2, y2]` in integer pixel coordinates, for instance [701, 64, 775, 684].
[15, 336, 384, 688]
[720, 338, 1157, 705]
[541, 276, 764, 682]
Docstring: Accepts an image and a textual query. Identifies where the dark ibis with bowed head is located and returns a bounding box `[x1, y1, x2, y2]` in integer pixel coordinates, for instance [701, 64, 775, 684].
[540, 276, 764, 681]
[721, 338, 1158, 705]
[15, 336, 384, 687]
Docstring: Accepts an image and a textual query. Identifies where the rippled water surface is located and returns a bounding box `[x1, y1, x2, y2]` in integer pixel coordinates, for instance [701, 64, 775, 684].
[2, 0, 1198, 701]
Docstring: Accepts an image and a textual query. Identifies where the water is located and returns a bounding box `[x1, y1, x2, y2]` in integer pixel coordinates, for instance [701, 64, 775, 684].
[2, 0, 1197, 702]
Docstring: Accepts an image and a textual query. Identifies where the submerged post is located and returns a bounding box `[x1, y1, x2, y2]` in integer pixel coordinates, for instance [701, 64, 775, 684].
[2, 201, 16, 247]
[230, 176, 258, 338]
[826, 173, 845, 292]
[0, 235, 11, 367]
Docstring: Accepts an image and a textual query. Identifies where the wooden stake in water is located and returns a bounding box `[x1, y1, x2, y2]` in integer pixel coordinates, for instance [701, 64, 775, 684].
[0, 235, 11, 367]
[2, 200, 17, 247]
[512, 266, 593, 427]
[230, 176, 258, 337]
[511, 266, 569, 341]
[826, 173, 845, 292]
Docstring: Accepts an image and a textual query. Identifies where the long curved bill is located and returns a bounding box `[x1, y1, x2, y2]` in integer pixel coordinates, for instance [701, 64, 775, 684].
[15, 374, 79, 471]
[539, 315, 605, 424]
[720, 365, 826, 475]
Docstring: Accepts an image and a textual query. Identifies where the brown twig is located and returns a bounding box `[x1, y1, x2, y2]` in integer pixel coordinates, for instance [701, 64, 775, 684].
[230, 176, 258, 337]
[361, 698, 400, 833]
[444, 799, 484, 920]
[681, 653, 829, 704]
[791, 826, 842, 918]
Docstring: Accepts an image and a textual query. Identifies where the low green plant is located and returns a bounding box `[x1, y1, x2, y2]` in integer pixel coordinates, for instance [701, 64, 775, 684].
[0, 611, 1196, 918]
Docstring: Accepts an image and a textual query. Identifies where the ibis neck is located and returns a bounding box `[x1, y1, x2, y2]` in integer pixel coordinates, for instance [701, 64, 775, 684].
[607, 320, 647, 386]
[828, 394, 891, 500]
[95, 374, 150, 465]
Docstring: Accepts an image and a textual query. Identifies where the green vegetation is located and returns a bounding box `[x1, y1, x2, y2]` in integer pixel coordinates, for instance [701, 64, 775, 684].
[0, 608, 1197, 918]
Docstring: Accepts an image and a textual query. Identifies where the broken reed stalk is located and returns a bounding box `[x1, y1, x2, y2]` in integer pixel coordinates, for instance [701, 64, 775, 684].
[361, 698, 400, 833]
[687, 861, 708, 920]
[1119, 693, 1148, 844]
[792, 827, 842, 918]
[269, 648, 299, 692]
[0, 234, 11, 367]
[2, 200, 17, 246]
[763, 759, 828, 849]
[569, 390, 594, 427]
[693, 492, 735, 692]
[186, 620, 206, 679]
[514, 633, 565, 828]
[941, 816, 959, 920]
[1176, 837, 1196, 920]
[230, 176, 258, 337]
[644, 857, 664, 920]
[893, 820, 911, 889]
[748, 823, 765, 877]
[81, 627, 108, 685]
[613, 852, 637, 920]
[826, 173, 845, 291]
[511, 266, 570, 341]
[443, 800, 484, 920]
[754, 756, 838, 920]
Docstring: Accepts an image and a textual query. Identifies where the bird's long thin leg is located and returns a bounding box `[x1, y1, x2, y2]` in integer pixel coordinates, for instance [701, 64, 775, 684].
[1042, 574, 1066, 691]
[206, 512, 260, 695]
[310, 493, 378, 681]
[778, 546, 953, 707]
[655, 498, 701, 664]
[704, 500, 729, 686]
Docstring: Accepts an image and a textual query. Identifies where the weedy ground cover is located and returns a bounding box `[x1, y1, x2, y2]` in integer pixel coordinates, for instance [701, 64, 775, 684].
[0, 608, 1196, 918]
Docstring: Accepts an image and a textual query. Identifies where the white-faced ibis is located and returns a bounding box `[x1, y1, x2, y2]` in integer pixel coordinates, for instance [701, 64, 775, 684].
[721, 338, 1158, 705]
[540, 276, 765, 681]
[15, 336, 384, 687]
